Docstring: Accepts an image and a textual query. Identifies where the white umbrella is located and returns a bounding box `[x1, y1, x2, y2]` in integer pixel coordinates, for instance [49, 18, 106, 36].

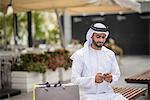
[65, 0, 141, 15]
[0, 0, 141, 14]
[0, 0, 98, 13]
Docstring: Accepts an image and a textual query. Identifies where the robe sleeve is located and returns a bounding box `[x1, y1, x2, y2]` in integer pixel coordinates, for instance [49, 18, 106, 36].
[70, 52, 96, 88]
[110, 53, 120, 85]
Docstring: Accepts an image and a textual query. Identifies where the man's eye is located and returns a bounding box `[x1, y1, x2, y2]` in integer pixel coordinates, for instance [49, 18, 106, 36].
[96, 36, 105, 38]
[96, 36, 101, 38]
[102, 36, 105, 38]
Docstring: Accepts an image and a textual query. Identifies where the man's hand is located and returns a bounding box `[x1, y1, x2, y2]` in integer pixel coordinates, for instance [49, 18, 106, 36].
[95, 73, 104, 83]
[103, 73, 112, 83]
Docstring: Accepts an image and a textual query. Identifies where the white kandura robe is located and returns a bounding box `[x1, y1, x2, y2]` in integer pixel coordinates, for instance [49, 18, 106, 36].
[70, 45, 127, 100]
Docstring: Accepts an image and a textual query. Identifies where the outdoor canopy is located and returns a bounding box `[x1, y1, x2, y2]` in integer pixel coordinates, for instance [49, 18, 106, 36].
[0, 0, 98, 14]
[0, 0, 141, 14]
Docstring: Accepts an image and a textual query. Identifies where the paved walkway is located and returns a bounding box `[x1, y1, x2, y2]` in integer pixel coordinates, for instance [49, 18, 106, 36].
[2, 56, 150, 100]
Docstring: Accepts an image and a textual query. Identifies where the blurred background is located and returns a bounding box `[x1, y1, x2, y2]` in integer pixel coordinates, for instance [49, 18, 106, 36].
[0, 0, 150, 100]
[0, 0, 149, 56]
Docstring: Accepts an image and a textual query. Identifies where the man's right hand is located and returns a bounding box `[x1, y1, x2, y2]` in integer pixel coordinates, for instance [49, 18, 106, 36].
[95, 73, 104, 83]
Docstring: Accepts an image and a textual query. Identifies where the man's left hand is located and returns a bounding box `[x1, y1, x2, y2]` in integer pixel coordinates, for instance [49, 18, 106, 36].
[103, 73, 112, 83]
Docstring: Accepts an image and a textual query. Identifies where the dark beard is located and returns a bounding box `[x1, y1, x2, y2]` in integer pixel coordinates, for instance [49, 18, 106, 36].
[92, 39, 103, 48]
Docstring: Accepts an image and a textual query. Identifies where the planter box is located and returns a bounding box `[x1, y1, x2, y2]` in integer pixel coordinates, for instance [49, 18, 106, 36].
[44, 68, 72, 83]
[11, 71, 43, 93]
[61, 68, 72, 82]
[11, 68, 72, 92]
[44, 69, 59, 83]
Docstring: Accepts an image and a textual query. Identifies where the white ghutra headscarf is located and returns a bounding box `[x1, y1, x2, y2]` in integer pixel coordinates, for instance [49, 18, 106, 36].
[79, 23, 111, 70]
[85, 23, 109, 46]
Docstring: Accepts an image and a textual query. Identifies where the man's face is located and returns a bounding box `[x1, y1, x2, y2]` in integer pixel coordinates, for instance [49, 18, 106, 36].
[91, 32, 106, 48]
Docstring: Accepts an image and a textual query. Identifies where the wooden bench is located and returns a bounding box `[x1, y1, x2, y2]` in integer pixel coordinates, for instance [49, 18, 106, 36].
[125, 69, 150, 100]
[113, 87, 147, 100]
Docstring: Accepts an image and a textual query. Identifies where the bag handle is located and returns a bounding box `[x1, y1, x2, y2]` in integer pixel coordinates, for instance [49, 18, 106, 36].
[54, 81, 62, 87]
[41, 81, 62, 87]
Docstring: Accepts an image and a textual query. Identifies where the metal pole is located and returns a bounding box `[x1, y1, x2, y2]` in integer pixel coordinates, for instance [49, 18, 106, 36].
[149, 20, 150, 55]
[63, 10, 72, 46]
[27, 11, 33, 47]
[148, 81, 150, 100]
[3, 15, 6, 46]
[13, 13, 18, 45]
[0, 60, 1, 89]
[55, 9, 65, 82]
[55, 9, 65, 49]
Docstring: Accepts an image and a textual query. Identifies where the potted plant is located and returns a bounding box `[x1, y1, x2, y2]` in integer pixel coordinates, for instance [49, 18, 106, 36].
[11, 53, 47, 92]
[45, 49, 72, 71]
[44, 49, 72, 82]
[11, 53, 47, 73]
[11, 49, 72, 92]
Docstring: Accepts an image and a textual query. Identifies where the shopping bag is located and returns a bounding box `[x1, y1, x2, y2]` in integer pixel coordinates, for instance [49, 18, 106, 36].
[33, 82, 80, 100]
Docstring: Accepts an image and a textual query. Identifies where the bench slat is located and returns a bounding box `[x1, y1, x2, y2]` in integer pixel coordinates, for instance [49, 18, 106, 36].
[113, 87, 147, 100]
[130, 89, 147, 99]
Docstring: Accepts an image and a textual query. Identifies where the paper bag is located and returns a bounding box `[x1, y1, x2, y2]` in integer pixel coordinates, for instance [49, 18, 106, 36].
[33, 83, 80, 100]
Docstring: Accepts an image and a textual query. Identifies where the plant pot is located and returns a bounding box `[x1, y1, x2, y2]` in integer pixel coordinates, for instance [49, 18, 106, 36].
[61, 68, 72, 82]
[44, 68, 72, 83]
[44, 69, 59, 83]
[11, 71, 43, 92]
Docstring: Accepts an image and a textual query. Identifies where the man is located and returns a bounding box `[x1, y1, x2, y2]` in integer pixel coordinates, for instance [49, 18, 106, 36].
[70, 23, 127, 100]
